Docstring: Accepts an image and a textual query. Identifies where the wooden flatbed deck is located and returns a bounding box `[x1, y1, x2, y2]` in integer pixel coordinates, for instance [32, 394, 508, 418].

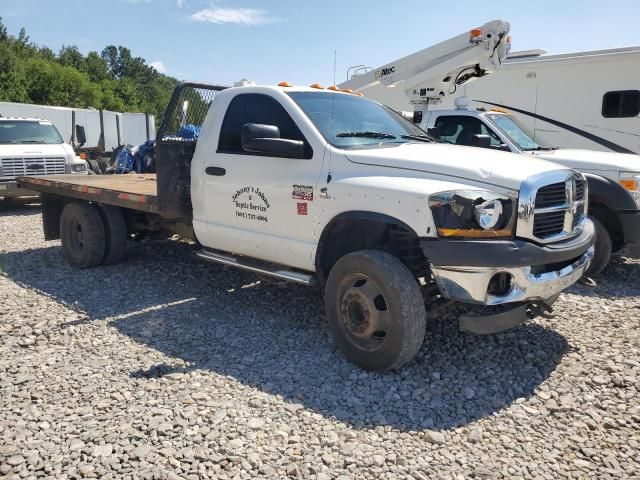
[18, 174, 160, 213]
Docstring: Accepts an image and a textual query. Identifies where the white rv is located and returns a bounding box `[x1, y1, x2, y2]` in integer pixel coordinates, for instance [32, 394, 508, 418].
[452, 47, 640, 154]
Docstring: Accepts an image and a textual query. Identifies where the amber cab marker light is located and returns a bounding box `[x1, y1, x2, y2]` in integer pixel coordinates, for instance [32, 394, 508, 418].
[341, 88, 353, 93]
[310, 83, 324, 89]
[278, 81, 292, 87]
[620, 179, 638, 191]
[470, 28, 482, 39]
[327, 85, 340, 91]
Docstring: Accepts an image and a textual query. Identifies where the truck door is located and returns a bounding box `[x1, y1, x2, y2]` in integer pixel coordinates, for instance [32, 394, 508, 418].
[199, 93, 325, 270]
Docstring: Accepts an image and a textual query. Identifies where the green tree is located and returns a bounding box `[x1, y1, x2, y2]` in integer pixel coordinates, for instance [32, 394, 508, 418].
[58, 45, 85, 70]
[84, 51, 110, 83]
[0, 17, 8, 42]
[0, 22, 179, 124]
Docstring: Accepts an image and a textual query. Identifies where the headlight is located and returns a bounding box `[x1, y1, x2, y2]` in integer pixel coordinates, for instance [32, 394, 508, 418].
[71, 163, 87, 173]
[619, 172, 640, 208]
[429, 190, 515, 238]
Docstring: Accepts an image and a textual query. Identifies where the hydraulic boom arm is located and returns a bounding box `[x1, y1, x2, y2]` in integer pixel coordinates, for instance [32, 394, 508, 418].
[340, 20, 510, 108]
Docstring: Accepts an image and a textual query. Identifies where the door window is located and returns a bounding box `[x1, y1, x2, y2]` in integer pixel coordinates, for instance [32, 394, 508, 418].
[434, 116, 502, 146]
[218, 93, 311, 158]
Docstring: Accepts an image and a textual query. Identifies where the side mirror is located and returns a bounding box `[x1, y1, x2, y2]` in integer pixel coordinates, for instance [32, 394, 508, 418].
[75, 125, 86, 146]
[241, 123, 305, 159]
[472, 134, 492, 148]
[426, 127, 440, 140]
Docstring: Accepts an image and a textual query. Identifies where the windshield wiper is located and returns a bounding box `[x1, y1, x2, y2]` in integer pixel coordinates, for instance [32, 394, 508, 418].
[336, 131, 397, 139]
[0, 141, 17, 144]
[400, 134, 436, 143]
[523, 146, 558, 151]
[20, 140, 47, 144]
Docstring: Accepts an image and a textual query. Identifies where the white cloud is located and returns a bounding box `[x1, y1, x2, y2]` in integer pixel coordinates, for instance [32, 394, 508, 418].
[190, 6, 278, 26]
[150, 61, 167, 74]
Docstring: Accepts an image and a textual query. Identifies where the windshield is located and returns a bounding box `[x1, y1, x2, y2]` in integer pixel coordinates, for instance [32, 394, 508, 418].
[486, 114, 550, 151]
[288, 92, 431, 149]
[0, 121, 64, 144]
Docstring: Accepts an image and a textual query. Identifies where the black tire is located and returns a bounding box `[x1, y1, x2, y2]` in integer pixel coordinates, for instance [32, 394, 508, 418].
[98, 205, 128, 265]
[585, 217, 612, 277]
[325, 250, 427, 371]
[60, 202, 106, 269]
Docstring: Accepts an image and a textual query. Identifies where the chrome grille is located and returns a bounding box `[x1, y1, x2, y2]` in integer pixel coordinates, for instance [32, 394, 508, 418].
[535, 182, 567, 208]
[533, 210, 566, 238]
[533, 182, 569, 237]
[517, 171, 588, 243]
[1, 157, 66, 178]
[574, 181, 585, 228]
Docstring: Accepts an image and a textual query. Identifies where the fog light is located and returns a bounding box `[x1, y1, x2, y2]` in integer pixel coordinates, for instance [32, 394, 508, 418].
[488, 272, 512, 296]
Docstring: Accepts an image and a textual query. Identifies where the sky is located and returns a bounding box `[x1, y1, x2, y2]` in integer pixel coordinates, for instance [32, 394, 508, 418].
[1, 0, 639, 87]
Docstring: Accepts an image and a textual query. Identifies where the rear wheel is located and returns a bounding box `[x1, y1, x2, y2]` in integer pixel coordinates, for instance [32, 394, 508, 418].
[99, 205, 128, 265]
[60, 202, 106, 269]
[325, 250, 427, 371]
[585, 217, 612, 277]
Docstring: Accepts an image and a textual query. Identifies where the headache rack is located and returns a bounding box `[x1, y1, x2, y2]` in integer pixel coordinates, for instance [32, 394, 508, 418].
[155, 82, 228, 219]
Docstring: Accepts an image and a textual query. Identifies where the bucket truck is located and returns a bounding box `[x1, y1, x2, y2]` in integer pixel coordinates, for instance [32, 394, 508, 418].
[341, 21, 640, 277]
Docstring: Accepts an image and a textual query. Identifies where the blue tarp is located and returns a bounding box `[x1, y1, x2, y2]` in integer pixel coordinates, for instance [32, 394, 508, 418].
[177, 124, 202, 139]
[114, 140, 155, 174]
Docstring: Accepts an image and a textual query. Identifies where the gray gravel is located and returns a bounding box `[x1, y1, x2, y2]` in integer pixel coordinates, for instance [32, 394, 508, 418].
[1, 203, 639, 479]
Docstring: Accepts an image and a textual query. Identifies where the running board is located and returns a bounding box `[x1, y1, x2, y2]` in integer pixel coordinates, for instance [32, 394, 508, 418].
[196, 249, 316, 286]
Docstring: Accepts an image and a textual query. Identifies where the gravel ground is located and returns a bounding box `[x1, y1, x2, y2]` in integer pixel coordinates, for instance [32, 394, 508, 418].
[1, 202, 639, 480]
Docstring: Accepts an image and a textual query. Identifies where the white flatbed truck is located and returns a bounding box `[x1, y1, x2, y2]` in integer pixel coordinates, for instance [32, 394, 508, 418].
[19, 81, 594, 370]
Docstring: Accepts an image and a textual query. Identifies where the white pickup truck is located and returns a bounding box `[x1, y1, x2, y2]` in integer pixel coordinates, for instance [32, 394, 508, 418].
[420, 100, 640, 276]
[0, 117, 88, 201]
[19, 82, 594, 370]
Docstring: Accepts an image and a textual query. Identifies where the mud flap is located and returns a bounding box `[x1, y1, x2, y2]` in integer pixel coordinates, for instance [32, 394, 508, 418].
[459, 298, 556, 335]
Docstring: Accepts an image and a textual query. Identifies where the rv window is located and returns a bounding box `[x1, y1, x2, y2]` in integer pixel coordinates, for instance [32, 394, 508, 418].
[602, 90, 640, 118]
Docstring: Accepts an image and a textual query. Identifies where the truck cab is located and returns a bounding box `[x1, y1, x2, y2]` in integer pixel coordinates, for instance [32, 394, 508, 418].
[0, 117, 88, 200]
[423, 102, 640, 276]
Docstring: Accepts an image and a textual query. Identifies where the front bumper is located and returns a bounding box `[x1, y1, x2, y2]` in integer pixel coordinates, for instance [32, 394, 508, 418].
[0, 180, 38, 198]
[423, 219, 595, 305]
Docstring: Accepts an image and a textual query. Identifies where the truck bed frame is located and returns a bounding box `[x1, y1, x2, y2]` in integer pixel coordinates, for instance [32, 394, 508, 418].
[18, 174, 160, 213]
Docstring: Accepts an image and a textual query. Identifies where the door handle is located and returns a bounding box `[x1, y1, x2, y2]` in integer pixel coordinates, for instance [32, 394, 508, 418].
[206, 167, 226, 176]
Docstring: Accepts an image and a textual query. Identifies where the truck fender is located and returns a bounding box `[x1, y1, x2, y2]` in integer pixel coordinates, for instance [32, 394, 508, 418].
[314, 211, 427, 281]
[583, 173, 638, 252]
[583, 173, 636, 211]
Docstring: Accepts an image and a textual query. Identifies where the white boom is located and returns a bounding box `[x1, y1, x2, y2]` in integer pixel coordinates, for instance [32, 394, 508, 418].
[340, 20, 510, 113]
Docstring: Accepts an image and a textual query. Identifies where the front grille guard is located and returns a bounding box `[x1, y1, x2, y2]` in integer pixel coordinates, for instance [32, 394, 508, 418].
[516, 170, 588, 244]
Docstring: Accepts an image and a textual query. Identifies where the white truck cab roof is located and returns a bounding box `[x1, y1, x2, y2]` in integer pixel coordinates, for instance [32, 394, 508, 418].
[0, 117, 52, 122]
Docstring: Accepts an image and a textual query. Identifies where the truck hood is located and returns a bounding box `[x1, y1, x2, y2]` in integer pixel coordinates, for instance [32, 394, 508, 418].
[531, 148, 640, 173]
[344, 142, 567, 190]
[0, 143, 73, 157]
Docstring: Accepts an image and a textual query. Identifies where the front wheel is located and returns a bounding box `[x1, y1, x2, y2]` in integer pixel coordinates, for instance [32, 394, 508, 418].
[325, 250, 427, 371]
